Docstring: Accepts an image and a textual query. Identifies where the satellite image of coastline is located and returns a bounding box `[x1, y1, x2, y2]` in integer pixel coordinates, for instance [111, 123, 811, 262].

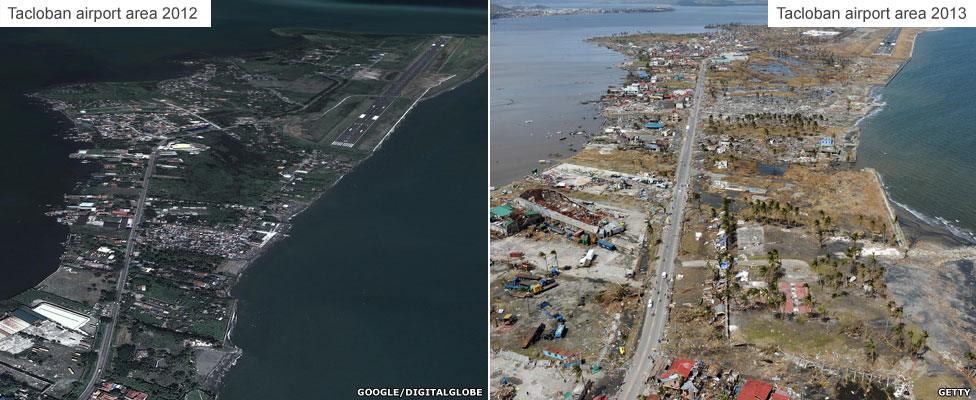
[489, 1, 976, 399]
[5, 0, 976, 399]
[0, 0, 486, 399]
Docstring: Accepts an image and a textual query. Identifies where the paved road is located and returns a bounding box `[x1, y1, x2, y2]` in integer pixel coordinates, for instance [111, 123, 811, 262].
[77, 149, 158, 400]
[332, 37, 448, 148]
[616, 62, 706, 399]
[876, 28, 901, 55]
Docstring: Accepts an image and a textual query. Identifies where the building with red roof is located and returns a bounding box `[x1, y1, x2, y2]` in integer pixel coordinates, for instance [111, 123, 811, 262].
[777, 282, 811, 315]
[659, 358, 695, 380]
[125, 389, 149, 400]
[736, 379, 773, 400]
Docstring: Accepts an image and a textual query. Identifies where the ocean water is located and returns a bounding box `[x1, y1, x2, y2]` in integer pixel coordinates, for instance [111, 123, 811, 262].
[856, 28, 976, 243]
[219, 73, 487, 399]
[489, 5, 768, 185]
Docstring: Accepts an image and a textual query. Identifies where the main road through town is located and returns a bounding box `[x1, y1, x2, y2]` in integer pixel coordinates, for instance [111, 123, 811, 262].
[616, 61, 706, 399]
[76, 148, 159, 400]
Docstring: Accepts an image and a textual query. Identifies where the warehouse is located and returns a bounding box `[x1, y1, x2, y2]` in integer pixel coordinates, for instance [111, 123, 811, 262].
[32, 302, 90, 331]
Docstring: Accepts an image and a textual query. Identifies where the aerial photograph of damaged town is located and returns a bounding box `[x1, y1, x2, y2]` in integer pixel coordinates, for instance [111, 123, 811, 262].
[490, 3, 976, 400]
[0, 1, 488, 399]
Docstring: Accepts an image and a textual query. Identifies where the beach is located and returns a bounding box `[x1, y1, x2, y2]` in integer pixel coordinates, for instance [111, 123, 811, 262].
[856, 28, 976, 244]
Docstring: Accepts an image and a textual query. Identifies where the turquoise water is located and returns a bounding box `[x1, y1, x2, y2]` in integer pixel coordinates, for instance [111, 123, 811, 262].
[856, 28, 976, 242]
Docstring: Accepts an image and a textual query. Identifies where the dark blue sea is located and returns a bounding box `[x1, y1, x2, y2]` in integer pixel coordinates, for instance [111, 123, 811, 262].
[856, 28, 976, 243]
[0, 0, 486, 397]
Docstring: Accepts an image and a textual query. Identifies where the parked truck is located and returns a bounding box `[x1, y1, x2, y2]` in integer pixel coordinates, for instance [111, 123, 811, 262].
[554, 323, 567, 338]
[597, 239, 616, 251]
[578, 249, 596, 267]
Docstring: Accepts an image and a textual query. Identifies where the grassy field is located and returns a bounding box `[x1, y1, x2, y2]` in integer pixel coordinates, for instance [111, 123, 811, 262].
[437, 36, 488, 77]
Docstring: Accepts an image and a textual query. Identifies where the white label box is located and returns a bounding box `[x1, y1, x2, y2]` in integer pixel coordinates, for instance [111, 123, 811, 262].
[769, 0, 976, 27]
[1, 0, 211, 27]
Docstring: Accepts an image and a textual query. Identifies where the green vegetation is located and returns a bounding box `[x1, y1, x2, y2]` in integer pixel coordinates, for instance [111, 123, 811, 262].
[184, 389, 212, 400]
[12, 288, 89, 313]
[151, 132, 280, 206]
[39, 81, 159, 103]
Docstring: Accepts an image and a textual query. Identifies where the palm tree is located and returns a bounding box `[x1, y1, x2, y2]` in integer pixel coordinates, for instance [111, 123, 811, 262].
[768, 291, 785, 318]
[865, 339, 877, 363]
[891, 322, 905, 348]
[845, 246, 860, 276]
[911, 330, 929, 357]
[765, 249, 781, 284]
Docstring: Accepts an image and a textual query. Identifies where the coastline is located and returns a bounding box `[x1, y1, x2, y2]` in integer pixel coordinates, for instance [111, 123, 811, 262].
[867, 168, 907, 248]
[496, 26, 966, 252]
[856, 28, 976, 246]
[197, 70, 488, 395]
[18, 44, 485, 396]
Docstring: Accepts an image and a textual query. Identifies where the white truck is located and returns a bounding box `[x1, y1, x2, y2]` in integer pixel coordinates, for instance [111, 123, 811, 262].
[578, 249, 596, 267]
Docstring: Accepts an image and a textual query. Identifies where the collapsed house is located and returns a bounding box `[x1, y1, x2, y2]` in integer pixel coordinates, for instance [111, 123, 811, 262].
[513, 189, 625, 238]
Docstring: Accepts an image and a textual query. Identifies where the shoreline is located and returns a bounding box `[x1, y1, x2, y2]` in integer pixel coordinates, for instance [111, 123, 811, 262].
[18, 46, 485, 396]
[855, 28, 976, 246]
[868, 168, 908, 248]
[203, 70, 487, 397]
[496, 26, 969, 249]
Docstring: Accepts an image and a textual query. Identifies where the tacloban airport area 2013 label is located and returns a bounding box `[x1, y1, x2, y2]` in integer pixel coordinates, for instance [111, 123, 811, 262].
[769, 0, 976, 27]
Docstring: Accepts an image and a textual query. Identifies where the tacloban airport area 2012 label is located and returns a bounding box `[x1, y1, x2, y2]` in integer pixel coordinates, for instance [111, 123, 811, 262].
[1, 0, 211, 27]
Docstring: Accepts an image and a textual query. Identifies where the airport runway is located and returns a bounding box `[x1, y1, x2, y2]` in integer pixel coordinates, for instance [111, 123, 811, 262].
[332, 37, 448, 148]
[876, 28, 901, 56]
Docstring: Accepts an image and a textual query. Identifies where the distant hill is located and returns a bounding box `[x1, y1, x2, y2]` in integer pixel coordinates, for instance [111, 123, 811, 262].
[490, 4, 516, 18]
[490, 3, 675, 19]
